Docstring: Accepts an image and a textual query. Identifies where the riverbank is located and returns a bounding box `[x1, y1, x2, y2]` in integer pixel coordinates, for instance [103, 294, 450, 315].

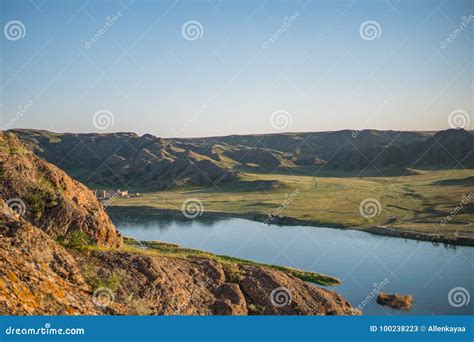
[107, 205, 474, 247]
[122, 237, 341, 286]
[108, 169, 473, 247]
[112, 207, 473, 315]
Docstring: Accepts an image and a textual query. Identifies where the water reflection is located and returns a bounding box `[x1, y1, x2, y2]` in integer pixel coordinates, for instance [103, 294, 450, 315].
[107, 206, 229, 231]
[108, 206, 473, 315]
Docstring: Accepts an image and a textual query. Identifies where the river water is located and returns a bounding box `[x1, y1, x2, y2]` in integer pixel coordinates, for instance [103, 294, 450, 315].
[109, 209, 473, 315]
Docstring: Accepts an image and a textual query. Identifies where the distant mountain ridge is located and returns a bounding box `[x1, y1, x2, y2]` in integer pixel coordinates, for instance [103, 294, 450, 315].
[10, 128, 473, 189]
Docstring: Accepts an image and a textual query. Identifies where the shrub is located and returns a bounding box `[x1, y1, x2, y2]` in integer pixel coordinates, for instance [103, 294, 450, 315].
[223, 263, 243, 283]
[81, 265, 125, 291]
[26, 175, 59, 220]
[57, 230, 91, 249]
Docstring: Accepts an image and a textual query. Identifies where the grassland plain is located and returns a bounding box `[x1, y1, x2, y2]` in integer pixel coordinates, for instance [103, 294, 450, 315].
[110, 169, 474, 246]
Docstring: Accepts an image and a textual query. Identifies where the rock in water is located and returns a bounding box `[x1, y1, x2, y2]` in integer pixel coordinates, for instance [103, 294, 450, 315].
[376, 292, 413, 310]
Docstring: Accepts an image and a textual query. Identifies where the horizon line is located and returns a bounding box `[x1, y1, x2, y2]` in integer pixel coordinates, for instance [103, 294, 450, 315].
[5, 127, 471, 140]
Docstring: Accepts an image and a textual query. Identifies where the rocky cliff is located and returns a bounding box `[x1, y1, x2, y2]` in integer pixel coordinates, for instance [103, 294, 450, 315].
[0, 132, 122, 248]
[0, 200, 103, 314]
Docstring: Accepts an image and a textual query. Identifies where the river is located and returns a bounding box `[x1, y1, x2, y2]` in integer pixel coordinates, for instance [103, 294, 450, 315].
[109, 209, 473, 315]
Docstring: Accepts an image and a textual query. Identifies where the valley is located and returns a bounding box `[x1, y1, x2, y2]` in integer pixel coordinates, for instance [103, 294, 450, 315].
[1, 128, 472, 316]
[0, 131, 358, 315]
[10, 128, 474, 244]
[112, 169, 473, 245]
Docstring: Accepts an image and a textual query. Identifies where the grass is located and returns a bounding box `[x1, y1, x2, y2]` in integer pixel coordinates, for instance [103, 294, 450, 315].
[75, 237, 340, 286]
[81, 264, 125, 291]
[57, 230, 92, 249]
[121, 237, 340, 286]
[0, 132, 31, 156]
[111, 169, 474, 239]
[26, 175, 59, 220]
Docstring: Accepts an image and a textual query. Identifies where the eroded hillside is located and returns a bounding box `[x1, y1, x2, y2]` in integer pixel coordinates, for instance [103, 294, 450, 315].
[11, 129, 473, 191]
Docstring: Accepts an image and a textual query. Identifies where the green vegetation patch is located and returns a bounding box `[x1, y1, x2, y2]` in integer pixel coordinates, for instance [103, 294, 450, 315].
[1, 133, 31, 156]
[123, 237, 340, 286]
[26, 173, 60, 220]
[112, 169, 474, 239]
[57, 230, 92, 249]
[81, 264, 125, 291]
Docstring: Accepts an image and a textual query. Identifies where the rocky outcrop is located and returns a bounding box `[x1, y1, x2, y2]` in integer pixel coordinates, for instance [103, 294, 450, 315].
[69, 249, 357, 316]
[0, 132, 122, 248]
[0, 203, 358, 315]
[238, 265, 354, 315]
[0, 201, 102, 315]
[376, 292, 413, 310]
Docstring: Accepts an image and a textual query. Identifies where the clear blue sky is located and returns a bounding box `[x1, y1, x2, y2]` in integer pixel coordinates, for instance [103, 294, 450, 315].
[1, 0, 472, 137]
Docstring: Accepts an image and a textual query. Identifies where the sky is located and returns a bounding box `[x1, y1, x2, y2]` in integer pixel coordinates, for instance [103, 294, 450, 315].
[0, 0, 472, 138]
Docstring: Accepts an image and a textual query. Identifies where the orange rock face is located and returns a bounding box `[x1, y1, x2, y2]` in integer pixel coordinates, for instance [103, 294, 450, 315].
[0, 132, 122, 248]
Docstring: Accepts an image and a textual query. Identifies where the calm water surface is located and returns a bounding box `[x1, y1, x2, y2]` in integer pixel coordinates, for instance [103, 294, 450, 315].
[109, 209, 473, 315]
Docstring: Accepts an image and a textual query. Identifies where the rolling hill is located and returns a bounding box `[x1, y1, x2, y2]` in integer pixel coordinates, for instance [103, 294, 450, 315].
[10, 128, 473, 190]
